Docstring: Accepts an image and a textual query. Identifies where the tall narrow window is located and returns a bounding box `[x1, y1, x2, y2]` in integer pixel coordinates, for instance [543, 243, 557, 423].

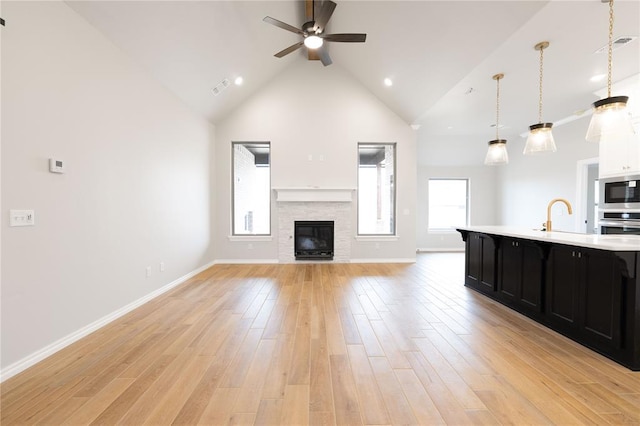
[428, 178, 469, 230]
[232, 142, 270, 235]
[358, 143, 396, 235]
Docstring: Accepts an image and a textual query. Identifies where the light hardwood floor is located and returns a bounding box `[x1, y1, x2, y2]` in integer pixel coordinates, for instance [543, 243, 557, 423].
[2, 253, 639, 425]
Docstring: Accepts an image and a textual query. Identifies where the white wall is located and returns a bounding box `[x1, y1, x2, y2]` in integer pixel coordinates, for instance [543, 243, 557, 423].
[214, 61, 417, 262]
[417, 165, 498, 251]
[1, 2, 215, 373]
[498, 118, 599, 231]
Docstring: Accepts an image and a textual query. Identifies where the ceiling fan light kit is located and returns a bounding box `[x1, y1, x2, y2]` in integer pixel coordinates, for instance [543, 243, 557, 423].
[304, 35, 323, 49]
[263, 0, 366, 67]
[586, 0, 634, 143]
[524, 41, 557, 155]
[485, 73, 509, 166]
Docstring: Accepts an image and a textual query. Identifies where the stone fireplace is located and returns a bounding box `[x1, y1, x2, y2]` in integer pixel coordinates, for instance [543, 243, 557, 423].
[275, 188, 353, 263]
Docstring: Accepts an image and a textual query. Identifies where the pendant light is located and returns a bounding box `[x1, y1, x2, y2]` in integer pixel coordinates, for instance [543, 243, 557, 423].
[585, 0, 634, 143]
[524, 41, 557, 154]
[485, 73, 509, 166]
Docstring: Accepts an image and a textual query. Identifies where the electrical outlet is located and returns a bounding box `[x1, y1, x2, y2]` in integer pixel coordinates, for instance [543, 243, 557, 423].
[248, 243, 254, 250]
[160, 262, 165, 272]
[146, 266, 152, 278]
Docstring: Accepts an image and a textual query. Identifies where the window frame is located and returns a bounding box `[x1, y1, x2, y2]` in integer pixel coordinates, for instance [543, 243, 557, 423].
[427, 178, 470, 232]
[231, 141, 271, 236]
[357, 142, 397, 236]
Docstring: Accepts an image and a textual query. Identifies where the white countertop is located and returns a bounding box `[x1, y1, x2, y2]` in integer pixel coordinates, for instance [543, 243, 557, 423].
[457, 226, 640, 252]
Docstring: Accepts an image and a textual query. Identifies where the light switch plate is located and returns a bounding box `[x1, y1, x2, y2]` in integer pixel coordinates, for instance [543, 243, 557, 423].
[10, 210, 35, 226]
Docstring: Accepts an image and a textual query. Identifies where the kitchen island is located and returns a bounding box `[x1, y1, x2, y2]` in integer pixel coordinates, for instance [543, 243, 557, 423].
[457, 226, 640, 370]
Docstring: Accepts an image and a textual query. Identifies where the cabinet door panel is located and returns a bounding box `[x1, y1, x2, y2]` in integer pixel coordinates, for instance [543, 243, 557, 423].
[467, 235, 481, 284]
[500, 241, 520, 299]
[548, 247, 578, 325]
[582, 251, 622, 346]
[480, 236, 496, 292]
[521, 244, 543, 311]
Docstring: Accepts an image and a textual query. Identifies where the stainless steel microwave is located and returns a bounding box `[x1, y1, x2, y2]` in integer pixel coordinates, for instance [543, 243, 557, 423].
[600, 175, 640, 210]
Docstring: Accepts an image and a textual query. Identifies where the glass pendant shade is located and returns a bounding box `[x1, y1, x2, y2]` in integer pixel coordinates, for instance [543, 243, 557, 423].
[484, 139, 509, 165]
[586, 96, 634, 143]
[524, 123, 557, 154]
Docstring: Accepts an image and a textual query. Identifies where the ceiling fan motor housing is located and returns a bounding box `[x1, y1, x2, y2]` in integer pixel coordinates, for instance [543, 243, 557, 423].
[303, 21, 318, 34]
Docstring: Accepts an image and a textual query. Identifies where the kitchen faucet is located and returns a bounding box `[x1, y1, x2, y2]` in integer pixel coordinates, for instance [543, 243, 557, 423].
[546, 198, 572, 232]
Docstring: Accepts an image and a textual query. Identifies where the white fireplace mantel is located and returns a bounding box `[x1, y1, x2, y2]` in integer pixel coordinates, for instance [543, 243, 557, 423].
[274, 187, 355, 202]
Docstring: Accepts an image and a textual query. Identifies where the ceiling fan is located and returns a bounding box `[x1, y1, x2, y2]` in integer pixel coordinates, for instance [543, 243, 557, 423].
[263, 0, 366, 66]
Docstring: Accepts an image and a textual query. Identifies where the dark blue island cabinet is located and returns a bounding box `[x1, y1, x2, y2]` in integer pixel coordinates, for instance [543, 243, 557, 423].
[458, 228, 640, 371]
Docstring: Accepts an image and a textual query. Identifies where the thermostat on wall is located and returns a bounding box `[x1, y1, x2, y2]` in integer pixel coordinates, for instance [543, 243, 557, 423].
[49, 158, 65, 173]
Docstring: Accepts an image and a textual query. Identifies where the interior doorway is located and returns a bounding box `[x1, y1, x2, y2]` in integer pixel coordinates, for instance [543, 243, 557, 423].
[575, 158, 599, 234]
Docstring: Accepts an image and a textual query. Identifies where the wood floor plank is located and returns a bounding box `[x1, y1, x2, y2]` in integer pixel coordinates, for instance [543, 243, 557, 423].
[329, 354, 363, 425]
[61, 378, 135, 425]
[370, 319, 411, 369]
[141, 354, 214, 425]
[413, 336, 487, 410]
[368, 356, 418, 425]
[394, 368, 446, 425]
[405, 351, 476, 425]
[281, 384, 310, 425]
[89, 353, 177, 425]
[338, 307, 362, 345]
[347, 345, 390, 425]
[309, 338, 333, 413]
[253, 398, 283, 425]
[261, 333, 295, 399]
[199, 387, 240, 425]
[3, 256, 639, 426]
[117, 348, 199, 424]
[288, 297, 311, 385]
[353, 314, 385, 357]
[232, 338, 277, 413]
[228, 412, 258, 425]
[218, 328, 265, 388]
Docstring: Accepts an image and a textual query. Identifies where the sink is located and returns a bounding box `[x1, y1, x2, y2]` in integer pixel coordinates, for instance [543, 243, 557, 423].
[531, 229, 585, 235]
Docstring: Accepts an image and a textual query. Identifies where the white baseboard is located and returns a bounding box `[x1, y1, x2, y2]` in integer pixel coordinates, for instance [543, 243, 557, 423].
[0, 260, 216, 383]
[350, 258, 416, 264]
[213, 259, 279, 264]
[417, 248, 465, 253]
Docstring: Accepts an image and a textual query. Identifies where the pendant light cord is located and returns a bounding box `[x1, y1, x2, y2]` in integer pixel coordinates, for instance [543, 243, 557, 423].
[538, 46, 544, 123]
[607, 0, 614, 98]
[496, 76, 500, 140]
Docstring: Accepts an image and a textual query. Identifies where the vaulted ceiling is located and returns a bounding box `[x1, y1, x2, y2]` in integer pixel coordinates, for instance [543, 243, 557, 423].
[68, 1, 639, 144]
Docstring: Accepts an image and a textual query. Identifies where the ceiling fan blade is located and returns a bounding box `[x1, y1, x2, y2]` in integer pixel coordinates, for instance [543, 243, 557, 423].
[314, 1, 336, 32]
[317, 46, 332, 66]
[322, 33, 367, 43]
[274, 41, 304, 58]
[263, 16, 304, 35]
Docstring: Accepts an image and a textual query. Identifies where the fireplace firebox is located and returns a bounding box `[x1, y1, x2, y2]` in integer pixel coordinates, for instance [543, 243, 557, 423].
[294, 221, 334, 260]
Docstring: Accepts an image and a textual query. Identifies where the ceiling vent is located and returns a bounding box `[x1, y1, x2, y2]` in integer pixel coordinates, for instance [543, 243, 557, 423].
[594, 35, 637, 54]
[212, 78, 230, 96]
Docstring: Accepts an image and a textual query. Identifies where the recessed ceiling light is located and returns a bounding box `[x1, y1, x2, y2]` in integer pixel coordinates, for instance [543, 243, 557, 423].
[384, 78, 393, 87]
[447, 126, 454, 130]
[590, 73, 606, 82]
[234, 76, 244, 86]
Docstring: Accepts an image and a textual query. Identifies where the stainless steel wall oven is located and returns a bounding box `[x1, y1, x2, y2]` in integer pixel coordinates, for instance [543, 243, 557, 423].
[599, 175, 640, 234]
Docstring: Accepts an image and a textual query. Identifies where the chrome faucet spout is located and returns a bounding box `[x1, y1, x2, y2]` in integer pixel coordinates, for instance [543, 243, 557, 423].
[546, 198, 573, 232]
